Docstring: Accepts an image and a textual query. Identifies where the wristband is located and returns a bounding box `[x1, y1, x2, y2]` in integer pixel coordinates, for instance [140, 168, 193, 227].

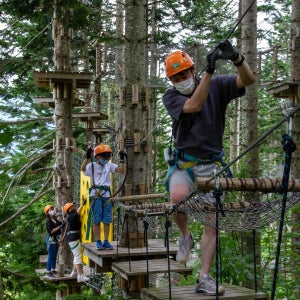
[233, 55, 245, 67]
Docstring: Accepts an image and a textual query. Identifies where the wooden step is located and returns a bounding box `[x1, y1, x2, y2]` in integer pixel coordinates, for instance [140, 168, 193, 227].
[140, 284, 268, 300]
[81, 239, 179, 272]
[112, 258, 192, 281]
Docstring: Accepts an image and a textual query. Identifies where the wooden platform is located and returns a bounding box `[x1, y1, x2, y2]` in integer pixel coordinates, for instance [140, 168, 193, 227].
[36, 265, 90, 282]
[112, 258, 192, 281]
[81, 239, 178, 273]
[140, 284, 268, 300]
[33, 70, 93, 89]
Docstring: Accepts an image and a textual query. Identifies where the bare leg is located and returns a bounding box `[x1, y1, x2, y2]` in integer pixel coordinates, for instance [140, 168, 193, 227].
[171, 183, 191, 237]
[75, 264, 82, 275]
[199, 226, 216, 277]
[103, 223, 110, 240]
[93, 223, 100, 241]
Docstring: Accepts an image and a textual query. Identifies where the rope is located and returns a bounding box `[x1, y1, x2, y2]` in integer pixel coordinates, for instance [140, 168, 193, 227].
[271, 134, 296, 300]
[164, 218, 172, 300]
[143, 220, 150, 289]
[213, 187, 223, 299]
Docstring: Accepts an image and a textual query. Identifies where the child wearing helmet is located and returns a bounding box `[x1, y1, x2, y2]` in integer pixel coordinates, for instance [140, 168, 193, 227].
[63, 201, 89, 283]
[44, 204, 64, 278]
[81, 144, 125, 250]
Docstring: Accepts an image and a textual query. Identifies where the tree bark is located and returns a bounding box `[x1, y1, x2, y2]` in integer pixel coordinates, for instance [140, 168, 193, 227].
[240, 0, 260, 290]
[291, 0, 300, 297]
[52, 1, 73, 283]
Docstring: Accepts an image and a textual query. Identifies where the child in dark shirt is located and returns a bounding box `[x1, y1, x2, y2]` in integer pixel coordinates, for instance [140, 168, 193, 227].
[63, 201, 88, 282]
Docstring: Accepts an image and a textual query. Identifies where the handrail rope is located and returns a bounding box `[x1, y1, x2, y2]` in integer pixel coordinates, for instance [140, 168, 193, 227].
[207, 105, 300, 184]
[213, 187, 223, 300]
[271, 134, 296, 300]
[253, 229, 258, 293]
[143, 220, 150, 289]
[124, 213, 131, 272]
[165, 217, 172, 300]
[116, 207, 121, 260]
[198, 0, 257, 76]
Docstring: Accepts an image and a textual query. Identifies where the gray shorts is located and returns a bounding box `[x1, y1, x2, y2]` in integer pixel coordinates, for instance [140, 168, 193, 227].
[169, 161, 221, 204]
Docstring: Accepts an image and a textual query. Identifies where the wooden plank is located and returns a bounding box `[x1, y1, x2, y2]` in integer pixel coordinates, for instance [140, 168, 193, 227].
[112, 258, 192, 280]
[140, 284, 268, 300]
[81, 239, 178, 270]
[33, 71, 93, 89]
[73, 112, 108, 121]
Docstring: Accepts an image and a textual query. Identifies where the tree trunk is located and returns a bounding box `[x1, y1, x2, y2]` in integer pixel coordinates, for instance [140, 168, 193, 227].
[240, 0, 260, 290]
[117, 0, 148, 242]
[52, 1, 73, 286]
[291, 0, 300, 297]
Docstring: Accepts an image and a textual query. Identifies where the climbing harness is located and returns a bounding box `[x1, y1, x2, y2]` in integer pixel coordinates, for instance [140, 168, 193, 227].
[164, 148, 232, 192]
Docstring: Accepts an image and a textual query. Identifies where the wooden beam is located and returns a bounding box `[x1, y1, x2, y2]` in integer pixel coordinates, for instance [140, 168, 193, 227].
[196, 177, 300, 192]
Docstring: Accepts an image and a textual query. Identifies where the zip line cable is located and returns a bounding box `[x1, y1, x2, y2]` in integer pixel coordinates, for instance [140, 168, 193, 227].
[198, 0, 257, 76]
[0, 24, 49, 74]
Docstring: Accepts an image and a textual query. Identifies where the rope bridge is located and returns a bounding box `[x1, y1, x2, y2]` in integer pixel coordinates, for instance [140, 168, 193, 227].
[115, 178, 300, 232]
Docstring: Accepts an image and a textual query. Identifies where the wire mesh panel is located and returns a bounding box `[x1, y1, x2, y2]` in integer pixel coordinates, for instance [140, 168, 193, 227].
[171, 190, 300, 231]
[72, 148, 84, 204]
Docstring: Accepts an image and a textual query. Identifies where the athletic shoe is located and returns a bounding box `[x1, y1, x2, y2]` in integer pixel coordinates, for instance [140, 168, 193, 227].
[70, 271, 77, 278]
[195, 274, 225, 296]
[96, 240, 104, 250]
[176, 234, 194, 264]
[51, 270, 57, 274]
[102, 240, 113, 250]
[47, 271, 56, 278]
[77, 274, 89, 282]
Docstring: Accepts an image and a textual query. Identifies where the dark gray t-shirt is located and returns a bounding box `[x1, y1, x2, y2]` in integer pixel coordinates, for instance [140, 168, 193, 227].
[162, 75, 245, 159]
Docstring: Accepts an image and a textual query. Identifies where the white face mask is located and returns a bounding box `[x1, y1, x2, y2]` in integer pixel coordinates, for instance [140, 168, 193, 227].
[100, 159, 109, 165]
[173, 77, 195, 95]
[48, 210, 55, 217]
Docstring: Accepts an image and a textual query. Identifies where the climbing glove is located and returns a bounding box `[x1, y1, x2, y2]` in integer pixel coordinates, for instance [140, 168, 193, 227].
[218, 39, 239, 61]
[119, 150, 125, 161]
[206, 48, 220, 74]
[86, 146, 93, 159]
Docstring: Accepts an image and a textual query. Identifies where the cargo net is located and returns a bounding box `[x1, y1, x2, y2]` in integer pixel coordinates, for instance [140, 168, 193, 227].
[171, 190, 300, 231]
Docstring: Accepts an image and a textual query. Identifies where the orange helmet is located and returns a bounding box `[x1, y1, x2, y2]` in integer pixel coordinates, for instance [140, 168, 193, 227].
[165, 50, 194, 78]
[63, 202, 75, 213]
[94, 144, 112, 156]
[44, 205, 54, 215]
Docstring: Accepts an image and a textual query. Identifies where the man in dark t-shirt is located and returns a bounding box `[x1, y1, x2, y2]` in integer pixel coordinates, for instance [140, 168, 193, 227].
[163, 40, 256, 296]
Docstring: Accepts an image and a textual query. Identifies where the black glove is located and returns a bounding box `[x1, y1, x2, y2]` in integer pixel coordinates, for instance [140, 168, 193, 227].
[119, 150, 125, 160]
[86, 146, 93, 159]
[218, 39, 239, 61]
[206, 48, 220, 74]
[82, 198, 87, 206]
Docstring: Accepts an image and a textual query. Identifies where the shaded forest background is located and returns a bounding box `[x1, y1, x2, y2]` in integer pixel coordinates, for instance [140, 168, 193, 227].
[0, 0, 299, 299]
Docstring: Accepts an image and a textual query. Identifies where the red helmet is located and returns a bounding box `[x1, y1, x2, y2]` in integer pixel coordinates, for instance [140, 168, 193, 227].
[44, 205, 53, 215]
[165, 50, 194, 78]
[94, 144, 112, 156]
[63, 202, 75, 213]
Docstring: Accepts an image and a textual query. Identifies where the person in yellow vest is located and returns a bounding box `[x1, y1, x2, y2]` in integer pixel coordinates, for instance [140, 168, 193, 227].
[81, 144, 125, 250]
[63, 201, 89, 282]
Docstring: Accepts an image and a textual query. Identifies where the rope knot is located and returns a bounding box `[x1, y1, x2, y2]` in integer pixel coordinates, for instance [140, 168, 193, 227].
[213, 188, 223, 198]
[282, 134, 296, 154]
